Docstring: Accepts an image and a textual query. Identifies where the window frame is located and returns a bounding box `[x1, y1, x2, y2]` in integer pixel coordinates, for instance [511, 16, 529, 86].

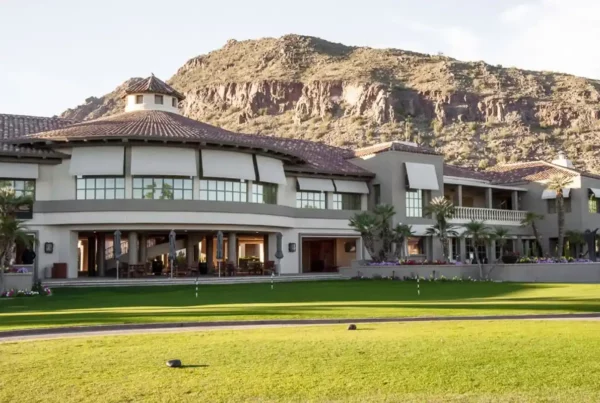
[251, 182, 277, 204]
[155, 94, 164, 105]
[332, 193, 361, 210]
[296, 191, 326, 209]
[405, 188, 424, 218]
[171, 97, 177, 107]
[589, 191, 598, 214]
[135, 94, 143, 104]
[0, 178, 36, 199]
[547, 198, 571, 214]
[406, 236, 425, 256]
[132, 176, 193, 200]
[76, 176, 125, 200]
[199, 178, 248, 202]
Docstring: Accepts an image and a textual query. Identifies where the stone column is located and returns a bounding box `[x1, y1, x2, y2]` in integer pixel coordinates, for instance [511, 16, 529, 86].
[228, 232, 237, 266]
[87, 235, 96, 277]
[524, 239, 531, 256]
[186, 235, 195, 267]
[206, 236, 214, 270]
[128, 231, 139, 265]
[488, 240, 496, 262]
[459, 237, 466, 262]
[512, 190, 519, 211]
[486, 188, 493, 209]
[515, 237, 523, 255]
[457, 185, 463, 207]
[139, 234, 148, 265]
[96, 234, 106, 277]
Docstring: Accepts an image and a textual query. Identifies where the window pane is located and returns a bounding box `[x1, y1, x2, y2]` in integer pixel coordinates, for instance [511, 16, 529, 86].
[200, 180, 207, 190]
[184, 180, 192, 190]
[133, 178, 142, 188]
[86, 178, 95, 188]
[96, 189, 105, 199]
[77, 190, 85, 199]
[217, 182, 225, 191]
[133, 189, 143, 199]
[106, 178, 115, 188]
[106, 189, 115, 199]
[183, 190, 193, 200]
[174, 179, 183, 189]
[174, 190, 183, 200]
[115, 189, 125, 199]
[208, 191, 216, 200]
[217, 192, 225, 201]
[77, 179, 85, 190]
[96, 178, 105, 188]
[116, 178, 124, 188]
[86, 189, 95, 199]
[200, 190, 208, 200]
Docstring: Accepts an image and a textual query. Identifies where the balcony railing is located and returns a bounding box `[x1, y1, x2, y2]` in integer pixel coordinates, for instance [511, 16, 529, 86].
[451, 207, 527, 223]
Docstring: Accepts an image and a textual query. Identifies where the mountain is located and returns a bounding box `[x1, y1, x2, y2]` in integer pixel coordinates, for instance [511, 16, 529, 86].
[60, 34, 600, 172]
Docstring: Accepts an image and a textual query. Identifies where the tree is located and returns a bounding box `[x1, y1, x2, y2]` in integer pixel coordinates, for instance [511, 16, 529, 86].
[424, 197, 456, 261]
[393, 224, 414, 259]
[0, 183, 34, 292]
[546, 175, 574, 257]
[565, 230, 584, 258]
[492, 227, 510, 261]
[462, 220, 491, 279]
[520, 212, 545, 257]
[348, 211, 379, 260]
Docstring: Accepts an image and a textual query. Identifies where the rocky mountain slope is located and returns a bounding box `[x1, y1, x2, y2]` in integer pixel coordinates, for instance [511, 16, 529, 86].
[61, 35, 600, 172]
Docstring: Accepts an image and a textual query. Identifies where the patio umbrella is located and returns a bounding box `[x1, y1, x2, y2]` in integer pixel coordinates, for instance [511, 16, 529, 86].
[114, 230, 121, 280]
[169, 230, 176, 278]
[275, 232, 284, 276]
[216, 231, 224, 277]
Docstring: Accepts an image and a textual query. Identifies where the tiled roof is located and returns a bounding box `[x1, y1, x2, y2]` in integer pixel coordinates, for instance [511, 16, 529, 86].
[125, 75, 185, 100]
[443, 164, 490, 181]
[6, 110, 372, 177]
[353, 141, 440, 158]
[485, 161, 586, 184]
[0, 114, 74, 159]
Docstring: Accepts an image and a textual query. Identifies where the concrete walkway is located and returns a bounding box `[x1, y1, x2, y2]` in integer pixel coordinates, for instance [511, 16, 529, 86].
[2, 313, 599, 343]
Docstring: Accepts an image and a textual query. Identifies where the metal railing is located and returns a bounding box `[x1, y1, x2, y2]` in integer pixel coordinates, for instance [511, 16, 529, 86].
[451, 207, 527, 223]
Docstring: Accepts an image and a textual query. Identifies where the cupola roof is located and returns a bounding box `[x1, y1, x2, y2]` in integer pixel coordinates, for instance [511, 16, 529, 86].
[124, 75, 185, 101]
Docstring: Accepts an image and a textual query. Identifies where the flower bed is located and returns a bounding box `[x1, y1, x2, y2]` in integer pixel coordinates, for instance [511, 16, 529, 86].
[368, 260, 448, 266]
[1, 281, 52, 298]
[517, 257, 592, 264]
[352, 274, 490, 282]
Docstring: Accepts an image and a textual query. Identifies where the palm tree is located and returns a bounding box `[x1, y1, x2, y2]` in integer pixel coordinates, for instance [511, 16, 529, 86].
[546, 174, 574, 257]
[424, 197, 456, 261]
[393, 224, 414, 259]
[462, 220, 491, 279]
[373, 204, 395, 261]
[0, 185, 34, 292]
[565, 230, 584, 258]
[520, 212, 545, 257]
[349, 211, 379, 261]
[492, 227, 510, 261]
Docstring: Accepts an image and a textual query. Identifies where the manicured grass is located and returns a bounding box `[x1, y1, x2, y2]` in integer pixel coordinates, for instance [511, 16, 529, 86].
[2, 321, 600, 402]
[1, 281, 600, 330]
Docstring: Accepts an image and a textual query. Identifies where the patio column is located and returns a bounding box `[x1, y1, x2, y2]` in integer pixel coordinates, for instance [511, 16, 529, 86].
[96, 234, 106, 277]
[516, 237, 523, 255]
[524, 239, 531, 256]
[488, 240, 496, 262]
[186, 235, 195, 267]
[87, 235, 96, 277]
[139, 233, 147, 264]
[206, 236, 214, 270]
[228, 232, 237, 266]
[512, 190, 519, 210]
[459, 237, 466, 262]
[128, 231, 139, 265]
[485, 188, 493, 209]
[457, 184, 463, 207]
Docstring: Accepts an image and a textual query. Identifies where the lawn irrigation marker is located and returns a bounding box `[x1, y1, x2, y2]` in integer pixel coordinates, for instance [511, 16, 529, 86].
[417, 277, 420, 296]
[195, 277, 198, 299]
[271, 273, 274, 290]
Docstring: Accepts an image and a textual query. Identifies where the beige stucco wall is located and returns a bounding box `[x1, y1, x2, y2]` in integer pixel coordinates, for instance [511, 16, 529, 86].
[124, 94, 180, 114]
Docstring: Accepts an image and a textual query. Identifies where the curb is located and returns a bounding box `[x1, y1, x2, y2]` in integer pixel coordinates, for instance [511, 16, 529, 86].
[1, 313, 599, 339]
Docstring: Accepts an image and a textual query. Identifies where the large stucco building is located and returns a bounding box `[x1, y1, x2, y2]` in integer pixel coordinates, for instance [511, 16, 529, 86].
[2, 76, 599, 279]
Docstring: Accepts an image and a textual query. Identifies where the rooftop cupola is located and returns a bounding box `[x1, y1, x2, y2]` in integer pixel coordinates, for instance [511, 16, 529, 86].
[123, 74, 185, 114]
[552, 151, 574, 168]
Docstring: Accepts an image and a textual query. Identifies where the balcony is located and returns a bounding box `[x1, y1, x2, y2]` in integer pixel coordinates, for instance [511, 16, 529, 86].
[450, 207, 527, 225]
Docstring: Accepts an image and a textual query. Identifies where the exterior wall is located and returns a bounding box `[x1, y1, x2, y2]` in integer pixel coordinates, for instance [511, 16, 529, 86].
[124, 94, 180, 114]
[342, 262, 600, 283]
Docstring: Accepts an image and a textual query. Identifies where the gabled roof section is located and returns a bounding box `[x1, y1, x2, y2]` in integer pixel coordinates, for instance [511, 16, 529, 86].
[124, 75, 185, 100]
[443, 164, 490, 181]
[353, 141, 440, 158]
[485, 161, 599, 183]
[0, 113, 73, 159]
[5, 110, 372, 177]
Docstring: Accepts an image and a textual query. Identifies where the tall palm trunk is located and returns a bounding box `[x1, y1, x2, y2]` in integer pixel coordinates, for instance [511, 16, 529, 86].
[557, 194, 565, 257]
[530, 221, 544, 257]
[473, 242, 484, 279]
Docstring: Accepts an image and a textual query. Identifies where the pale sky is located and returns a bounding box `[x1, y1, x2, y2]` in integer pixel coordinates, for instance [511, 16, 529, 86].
[1, 0, 599, 117]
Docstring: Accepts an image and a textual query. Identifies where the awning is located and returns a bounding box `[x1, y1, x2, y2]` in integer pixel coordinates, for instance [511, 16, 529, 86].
[131, 147, 197, 176]
[0, 162, 39, 179]
[542, 188, 571, 199]
[69, 146, 124, 176]
[405, 162, 439, 190]
[334, 179, 369, 194]
[256, 155, 287, 184]
[590, 188, 600, 197]
[201, 149, 255, 181]
[297, 177, 335, 192]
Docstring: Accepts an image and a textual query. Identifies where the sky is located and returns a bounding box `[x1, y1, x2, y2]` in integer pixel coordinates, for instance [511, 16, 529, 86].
[1, 0, 599, 117]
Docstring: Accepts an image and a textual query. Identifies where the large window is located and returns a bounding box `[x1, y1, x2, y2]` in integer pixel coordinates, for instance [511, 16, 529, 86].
[407, 237, 425, 256]
[406, 189, 423, 217]
[332, 193, 361, 210]
[200, 179, 247, 202]
[251, 183, 277, 204]
[296, 191, 326, 209]
[155, 94, 163, 104]
[133, 177, 193, 200]
[77, 177, 125, 200]
[0, 179, 35, 199]
[135, 95, 143, 104]
[547, 198, 571, 214]
[466, 238, 487, 262]
[590, 193, 598, 213]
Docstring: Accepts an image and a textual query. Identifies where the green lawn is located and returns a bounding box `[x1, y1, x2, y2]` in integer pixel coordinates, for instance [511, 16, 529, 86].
[2, 321, 600, 402]
[1, 281, 600, 331]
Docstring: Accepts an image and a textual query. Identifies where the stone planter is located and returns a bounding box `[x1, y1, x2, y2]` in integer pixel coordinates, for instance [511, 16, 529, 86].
[2, 273, 34, 291]
[501, 255, 519, 264]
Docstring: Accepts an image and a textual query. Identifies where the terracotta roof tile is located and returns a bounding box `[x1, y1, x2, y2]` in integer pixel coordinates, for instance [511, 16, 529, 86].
[443, 164, 490, 181]
[5, 110, 371, 177]
[353, 141, 440, 158]
[0, 114, 74, 159]
[486, 161, 582, 184]
[125, 75, 185, 100]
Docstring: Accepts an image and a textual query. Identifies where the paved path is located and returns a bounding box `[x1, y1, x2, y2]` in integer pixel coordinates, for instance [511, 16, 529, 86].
[2, 313, 600, 343]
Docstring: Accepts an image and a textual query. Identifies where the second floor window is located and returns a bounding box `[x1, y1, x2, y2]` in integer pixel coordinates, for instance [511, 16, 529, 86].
[547, 198, 572, 214]
[590, 194, 598, 213]
[133, 177, 192, 200]
[406, 189, 423, 217]
[155, 94, 163, 104]
[0, 179, 35, 199]
[252, 183, 277, 204]
[296, 191, 326, 209]
[171, 97, 177, 107]
[200, 179, 247, 202]
[77, 177, 124, 200]
[373, 184, 381, 205]
[332, 193, 361, 210]
[135, 95, 143, 104]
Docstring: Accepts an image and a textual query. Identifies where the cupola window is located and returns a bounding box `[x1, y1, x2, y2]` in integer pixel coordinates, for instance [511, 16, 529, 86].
[155, 95, 163, 105]
[135, 95, 143, 104]
[171, 97, 177, 107]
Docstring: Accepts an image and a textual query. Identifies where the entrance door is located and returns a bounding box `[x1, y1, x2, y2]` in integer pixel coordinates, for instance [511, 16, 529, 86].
[303, 239, 335, 272]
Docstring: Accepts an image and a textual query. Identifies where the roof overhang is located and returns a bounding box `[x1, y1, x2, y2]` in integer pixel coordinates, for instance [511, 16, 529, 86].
[443, 176, 529, 191]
